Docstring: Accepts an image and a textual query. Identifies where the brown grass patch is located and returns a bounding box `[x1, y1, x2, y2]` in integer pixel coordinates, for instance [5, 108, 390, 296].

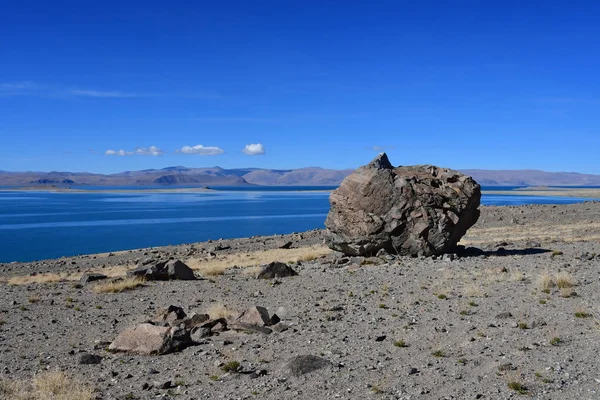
[461, 222, 600, 246]
[555, 272, 574, 289]
[509, 271, 526, 282]
[0, 371, 93, 400]
[186, 245, 330, 277]
[464, 284, 486, 298]
[537, 272, 555, 293]
[93, 277, 145, 293]
[7, 272, 75, 286]
[206, 303, 237, 320]
[2, 245, 330, 285]
[4, 264, 133, 286]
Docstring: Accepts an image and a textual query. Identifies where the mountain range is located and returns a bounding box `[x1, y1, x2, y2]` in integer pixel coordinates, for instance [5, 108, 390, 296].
[0, 166, 599, 187]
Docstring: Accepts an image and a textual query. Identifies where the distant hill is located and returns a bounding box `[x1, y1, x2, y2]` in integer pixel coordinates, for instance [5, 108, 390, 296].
[461, 169, 600, 186]
[0, 166, 599, 187]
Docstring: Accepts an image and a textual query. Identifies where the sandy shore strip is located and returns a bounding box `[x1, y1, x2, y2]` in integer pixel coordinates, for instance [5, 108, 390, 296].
[0, 187, 335, 194]
[483, 186, 600, 198]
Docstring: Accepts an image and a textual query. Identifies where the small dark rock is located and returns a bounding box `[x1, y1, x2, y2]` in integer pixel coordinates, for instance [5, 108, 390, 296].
[78, 353, 102, 365]
[79, 273, 108, 285]
[281, 355, 331, 377]
[257, 262, 298, 279]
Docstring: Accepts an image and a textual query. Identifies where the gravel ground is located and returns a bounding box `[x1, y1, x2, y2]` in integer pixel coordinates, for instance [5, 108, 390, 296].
[1, 202, 600, 400]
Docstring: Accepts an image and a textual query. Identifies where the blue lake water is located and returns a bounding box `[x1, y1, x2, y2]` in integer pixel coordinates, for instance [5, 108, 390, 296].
[0, 189, 597, 262]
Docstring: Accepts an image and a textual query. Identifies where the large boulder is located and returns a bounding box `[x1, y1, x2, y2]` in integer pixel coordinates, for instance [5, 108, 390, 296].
[325, 153, 480, 257]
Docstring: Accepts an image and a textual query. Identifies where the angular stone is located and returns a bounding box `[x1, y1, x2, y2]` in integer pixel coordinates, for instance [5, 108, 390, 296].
[154, 305, 187, 325]
[237, 306, 270, 326]
[325, 153, 481, 257]
[257, 262, 298, 279]
[79, 273, 108, 285]
[109, 323, 192, 355]
[126, 259, 195, 281]
[165, 259, 196, 280]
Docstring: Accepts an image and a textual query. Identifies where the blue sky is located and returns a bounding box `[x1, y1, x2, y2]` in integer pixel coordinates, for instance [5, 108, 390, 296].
[1, 0, 599, 174]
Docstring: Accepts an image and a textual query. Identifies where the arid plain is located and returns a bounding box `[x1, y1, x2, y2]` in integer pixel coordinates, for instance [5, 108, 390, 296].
[1, 202, 600, 399]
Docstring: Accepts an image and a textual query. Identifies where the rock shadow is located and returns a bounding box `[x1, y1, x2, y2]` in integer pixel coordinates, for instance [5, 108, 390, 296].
[458, 246, 552, 258]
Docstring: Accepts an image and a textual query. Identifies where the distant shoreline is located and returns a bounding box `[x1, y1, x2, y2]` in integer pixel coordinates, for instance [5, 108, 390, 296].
[483, 186, 600, 198]
[0, 186, 335, 194]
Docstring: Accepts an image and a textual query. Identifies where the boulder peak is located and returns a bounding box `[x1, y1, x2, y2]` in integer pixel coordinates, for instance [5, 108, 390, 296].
[366, 153, 394, 170]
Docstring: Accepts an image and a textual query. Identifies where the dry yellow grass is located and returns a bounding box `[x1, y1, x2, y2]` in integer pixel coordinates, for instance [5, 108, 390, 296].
[93, 277, 145, 293]
[537, 272, 555, 293]
[464, 284, 486, 298]
[556, 272, 574, 289]
[2, 246, 330, 285]
[186, 245, 330, 277]
[4, 264, 133, 286]
[510, 271, 526, 282]
[0, 371, 93, 400]
[206, 303, 237, 319]
[7, 272, 74, 285]
[461, 222, 600, 246]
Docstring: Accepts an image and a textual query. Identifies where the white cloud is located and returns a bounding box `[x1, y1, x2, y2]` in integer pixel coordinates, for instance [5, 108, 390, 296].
[135, 146, 164, 156]
[242, 143, 265, 155]
[105, 149, 132, 156]
[371, 145, 396, 151]
[105, 146, 163, 156]
[179, 144, 225, 156]
[70, 89, 139, 98]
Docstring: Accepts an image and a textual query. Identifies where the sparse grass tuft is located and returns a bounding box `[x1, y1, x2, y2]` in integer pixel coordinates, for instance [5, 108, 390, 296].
[0, 371, 93, 400]
[556, 272, 574, 289]
[370, 385, 384, 394]
[464, 284, 486, 298]
[437, 294, 447, 300]
[510, 271, 526, 282]
[93, 278, 145, 293]
[551, 250, 563, 257]
[538, 272, 555, 293]
[221, 361, 240, 373]
[393, 340, 407, 348]
[550, 337, 561, 346]
[575, 310, 592, 318]
[431, 349, 446, 357]
[507, 380, 528, 394]
[518, 322, 529, 329]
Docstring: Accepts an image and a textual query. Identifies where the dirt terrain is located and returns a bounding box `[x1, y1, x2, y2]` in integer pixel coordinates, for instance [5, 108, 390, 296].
[1, 202, 600, 400]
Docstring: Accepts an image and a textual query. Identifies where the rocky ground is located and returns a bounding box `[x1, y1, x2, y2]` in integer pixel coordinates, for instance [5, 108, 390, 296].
[1, 202, 600, 400]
